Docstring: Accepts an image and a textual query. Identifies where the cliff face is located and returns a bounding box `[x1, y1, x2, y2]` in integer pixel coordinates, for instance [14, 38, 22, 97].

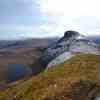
[41, 31, 100, 68]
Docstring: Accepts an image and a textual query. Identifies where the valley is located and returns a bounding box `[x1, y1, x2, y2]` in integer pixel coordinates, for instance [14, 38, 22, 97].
[0, 32, 100, 100]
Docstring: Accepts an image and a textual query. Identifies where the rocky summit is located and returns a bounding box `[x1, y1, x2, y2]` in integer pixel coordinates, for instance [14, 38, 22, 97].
[41, 31, 100, 68]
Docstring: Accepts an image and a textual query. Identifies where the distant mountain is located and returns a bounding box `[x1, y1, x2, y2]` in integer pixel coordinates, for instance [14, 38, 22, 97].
[0, 37, 59, 84]
[40, 31, 100, 68]
[87, 36, 100, 44]
[0, 37, 59, 49]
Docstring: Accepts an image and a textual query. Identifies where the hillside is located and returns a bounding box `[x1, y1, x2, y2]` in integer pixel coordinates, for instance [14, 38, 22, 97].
[41, 31, 100, 68]
[0, 37, 59, 84]
[0, 54, 100, 100]
[0, 47, 44, 87]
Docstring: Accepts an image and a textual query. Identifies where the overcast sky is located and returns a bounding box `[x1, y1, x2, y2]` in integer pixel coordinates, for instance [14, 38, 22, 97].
[0, 0, 100, 39]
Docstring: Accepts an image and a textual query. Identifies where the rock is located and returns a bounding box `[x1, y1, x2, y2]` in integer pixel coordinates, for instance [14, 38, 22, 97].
[41, 31, 100, 68]
[47, 52, 74, 68]
[64, 30, 80, 38]
[95, 97, 100, 100]
[70, 39, 100, 54]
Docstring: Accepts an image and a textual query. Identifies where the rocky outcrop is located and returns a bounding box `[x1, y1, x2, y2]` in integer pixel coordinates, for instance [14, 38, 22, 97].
[41, 31, 100, 68]
[47, 52, 74, 68]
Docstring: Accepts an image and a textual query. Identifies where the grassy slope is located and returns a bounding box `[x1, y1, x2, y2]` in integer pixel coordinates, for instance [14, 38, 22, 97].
[0, 54, 100, 100]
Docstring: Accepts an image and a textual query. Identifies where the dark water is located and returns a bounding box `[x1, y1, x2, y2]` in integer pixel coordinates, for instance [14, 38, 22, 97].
[7, 64, 32, 82]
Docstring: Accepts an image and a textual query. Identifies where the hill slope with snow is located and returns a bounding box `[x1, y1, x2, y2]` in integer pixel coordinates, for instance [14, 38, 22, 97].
[41, 31, 100, 68]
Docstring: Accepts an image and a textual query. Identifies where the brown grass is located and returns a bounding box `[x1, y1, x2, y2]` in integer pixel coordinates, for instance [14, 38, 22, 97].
[0, 54, 100, 100]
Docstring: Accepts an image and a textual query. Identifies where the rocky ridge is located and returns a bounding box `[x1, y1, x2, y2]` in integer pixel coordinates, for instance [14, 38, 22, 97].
[41, 31, 100, 68]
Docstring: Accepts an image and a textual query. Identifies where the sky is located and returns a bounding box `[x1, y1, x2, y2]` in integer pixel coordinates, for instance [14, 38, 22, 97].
[0, 0, 100, 40]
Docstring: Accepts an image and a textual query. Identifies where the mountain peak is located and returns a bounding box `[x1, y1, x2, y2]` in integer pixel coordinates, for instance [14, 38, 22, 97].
[64, 31, 80, 38]
[41, 31, 100, 68]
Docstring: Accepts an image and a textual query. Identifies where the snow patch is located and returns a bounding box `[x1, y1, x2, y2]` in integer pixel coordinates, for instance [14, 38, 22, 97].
[47, 52, 74, 68]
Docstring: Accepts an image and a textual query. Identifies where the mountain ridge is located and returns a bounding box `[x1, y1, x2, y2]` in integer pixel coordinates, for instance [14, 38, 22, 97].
[40, 31, 100, 68]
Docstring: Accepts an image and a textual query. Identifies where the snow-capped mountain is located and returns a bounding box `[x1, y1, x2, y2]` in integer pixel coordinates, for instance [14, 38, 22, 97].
[41, 31, 100, 68]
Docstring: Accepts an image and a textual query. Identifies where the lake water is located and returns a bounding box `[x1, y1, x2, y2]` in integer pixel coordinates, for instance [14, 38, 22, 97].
[7, 64, 32, 82]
